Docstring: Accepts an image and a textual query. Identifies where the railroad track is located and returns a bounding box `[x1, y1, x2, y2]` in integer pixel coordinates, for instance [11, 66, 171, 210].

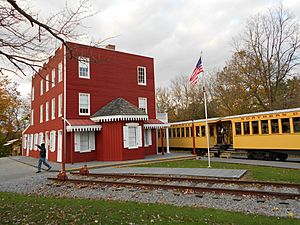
[48, 173, 300, 200]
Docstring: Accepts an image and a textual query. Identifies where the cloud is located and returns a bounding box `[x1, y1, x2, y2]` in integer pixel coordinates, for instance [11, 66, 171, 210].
[12, 0, 300, 94]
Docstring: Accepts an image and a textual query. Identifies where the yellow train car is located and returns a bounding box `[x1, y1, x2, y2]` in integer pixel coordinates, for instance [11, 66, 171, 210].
[158, 108, 300, 160]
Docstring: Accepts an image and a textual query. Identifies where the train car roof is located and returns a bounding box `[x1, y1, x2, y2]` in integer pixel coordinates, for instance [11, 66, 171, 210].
[168, 107, 300, 126]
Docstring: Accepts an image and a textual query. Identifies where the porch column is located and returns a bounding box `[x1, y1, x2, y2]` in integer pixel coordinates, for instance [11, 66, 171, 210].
[161, 128, 165, 155]
[71, 131, 74, 164]
[166, 127, 170, 153]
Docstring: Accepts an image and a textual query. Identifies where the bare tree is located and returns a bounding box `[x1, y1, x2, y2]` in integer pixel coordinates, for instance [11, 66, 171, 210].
[156, 75, 209, 122]
[233, 4, 300, 110]
[0, 0, 95, 77]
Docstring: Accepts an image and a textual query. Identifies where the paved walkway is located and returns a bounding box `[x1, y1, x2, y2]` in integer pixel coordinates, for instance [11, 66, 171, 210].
[10, 153, 195, 172]
[0, 157, 37, 182]
[92, 167, 247, 179]
[7, 154, 247, 179]
[5, 153, 299, 181]
[205, 157, 300, 169]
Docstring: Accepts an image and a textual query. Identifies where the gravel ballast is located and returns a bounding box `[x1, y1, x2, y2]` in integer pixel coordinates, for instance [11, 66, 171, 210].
[0, 173, 299, 219]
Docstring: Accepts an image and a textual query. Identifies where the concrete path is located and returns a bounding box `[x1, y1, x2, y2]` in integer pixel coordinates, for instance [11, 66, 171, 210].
[10, 153, 195, 172]
[92, 167, 247, 179]
[0, 157, 36, 182]
[205, 157, 300, 169]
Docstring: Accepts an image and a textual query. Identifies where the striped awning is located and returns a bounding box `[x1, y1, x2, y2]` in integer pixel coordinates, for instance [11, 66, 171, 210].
[66, 119, 102, 132]
[143, 119, 169, 129]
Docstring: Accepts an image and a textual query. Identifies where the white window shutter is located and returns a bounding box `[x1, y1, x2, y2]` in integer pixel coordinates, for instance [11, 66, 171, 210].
[74, 132, 80, 152]
[148, 130, 152, 146]
[52, 131, 56, 152]
[89, 132, 95, 150]
[30, 134, 33, 150]
[45, 132, 49, 151]
[123, 126, 129, 148]
[137, 126, 142, 147]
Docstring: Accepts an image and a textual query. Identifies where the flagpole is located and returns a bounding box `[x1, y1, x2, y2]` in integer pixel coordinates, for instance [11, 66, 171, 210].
[203, 86, 211, 168]
[189, 53, 211, 168]
[200, 52, 211, 168]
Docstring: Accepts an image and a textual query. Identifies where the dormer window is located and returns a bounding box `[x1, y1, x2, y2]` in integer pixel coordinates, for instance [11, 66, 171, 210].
[78, 57, 90, 79]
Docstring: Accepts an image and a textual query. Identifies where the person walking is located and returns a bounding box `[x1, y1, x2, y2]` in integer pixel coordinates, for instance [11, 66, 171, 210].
[36, 143, 52, 173]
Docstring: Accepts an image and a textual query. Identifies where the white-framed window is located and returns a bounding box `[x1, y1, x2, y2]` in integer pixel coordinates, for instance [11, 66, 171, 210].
[40, 80, 43, 96]
[74, 131, 95, 153]
[58, 94, 62, 117]
[138, 97, 147, 113]
[78, 57, 90, 79]
[123, 123, 142, 149]
[40, 104, 43, 123]
[79, 93, 90, 115]
[137, 66, 146, 85]
[50, 130, 56, 152]
[46, 74, 49, 92]
[144, 129, 152, 147]
[32, 87, 34, 101]
[46, 101, 49, 121]
[58, 62, 62, 82]
[34, 133, 38, 150]
[51, 69, 56, 87]
[39, 132, 44, 145]
[51, 98, 55, 119]
[31, 109, 34, 125]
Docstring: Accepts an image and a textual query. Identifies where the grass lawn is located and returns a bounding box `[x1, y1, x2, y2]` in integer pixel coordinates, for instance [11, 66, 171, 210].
[134, 159, 300, 184]
[0, 192, 299, 225]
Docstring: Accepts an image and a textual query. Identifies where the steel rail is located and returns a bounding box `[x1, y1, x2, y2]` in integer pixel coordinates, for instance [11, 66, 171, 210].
[70, 172, 300, 189]
[48, 177, 300, 200]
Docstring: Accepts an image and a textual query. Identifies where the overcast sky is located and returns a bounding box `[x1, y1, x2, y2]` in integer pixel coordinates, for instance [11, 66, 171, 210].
[15, 0, 300, 96]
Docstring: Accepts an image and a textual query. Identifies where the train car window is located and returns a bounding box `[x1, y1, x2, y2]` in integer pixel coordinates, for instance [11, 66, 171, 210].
[196, 126, 200, 137]
[181, 128, 185, 137]
[261, 120, 269, 134]
[168, 129, 172, 138]
[172, 128, 176, 138]
[177, 128, 180, 137]
[293, 117, 300, 132]
[209, 126, 214, 136]
[201, 126, 206, 136]
[235, 122, 241, 135]
[243, 122, 250, 134]
[271, 119, 279, 133]
[281, 118, 290, 133]
[252, 121, 259, 134]
[186, 127, 190, 137]
[158, 130, 161, 138]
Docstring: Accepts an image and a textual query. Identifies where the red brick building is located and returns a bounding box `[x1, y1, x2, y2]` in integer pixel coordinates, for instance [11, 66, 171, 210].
[22, 42, 167, 163]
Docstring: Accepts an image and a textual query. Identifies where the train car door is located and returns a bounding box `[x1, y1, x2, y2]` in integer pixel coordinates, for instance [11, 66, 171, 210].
[216, 122, 233, 146]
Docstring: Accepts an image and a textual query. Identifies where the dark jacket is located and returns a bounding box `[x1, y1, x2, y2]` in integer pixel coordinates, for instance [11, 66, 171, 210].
[36, 144, 47, 158]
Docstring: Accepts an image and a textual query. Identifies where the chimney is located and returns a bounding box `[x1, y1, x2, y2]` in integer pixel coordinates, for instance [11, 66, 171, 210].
[105, 44, 116, 50]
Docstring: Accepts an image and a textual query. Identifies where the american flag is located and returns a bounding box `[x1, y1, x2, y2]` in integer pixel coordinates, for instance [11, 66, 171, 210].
[189, 57, 204, 85]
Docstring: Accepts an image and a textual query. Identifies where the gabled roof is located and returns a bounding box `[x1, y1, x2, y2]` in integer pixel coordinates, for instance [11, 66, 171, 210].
[91, 98, 148, 122]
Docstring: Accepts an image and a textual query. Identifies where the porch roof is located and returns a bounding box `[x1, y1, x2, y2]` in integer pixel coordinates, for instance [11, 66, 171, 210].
[144, 119, 169, 129]
[66, 119, 102, 132]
